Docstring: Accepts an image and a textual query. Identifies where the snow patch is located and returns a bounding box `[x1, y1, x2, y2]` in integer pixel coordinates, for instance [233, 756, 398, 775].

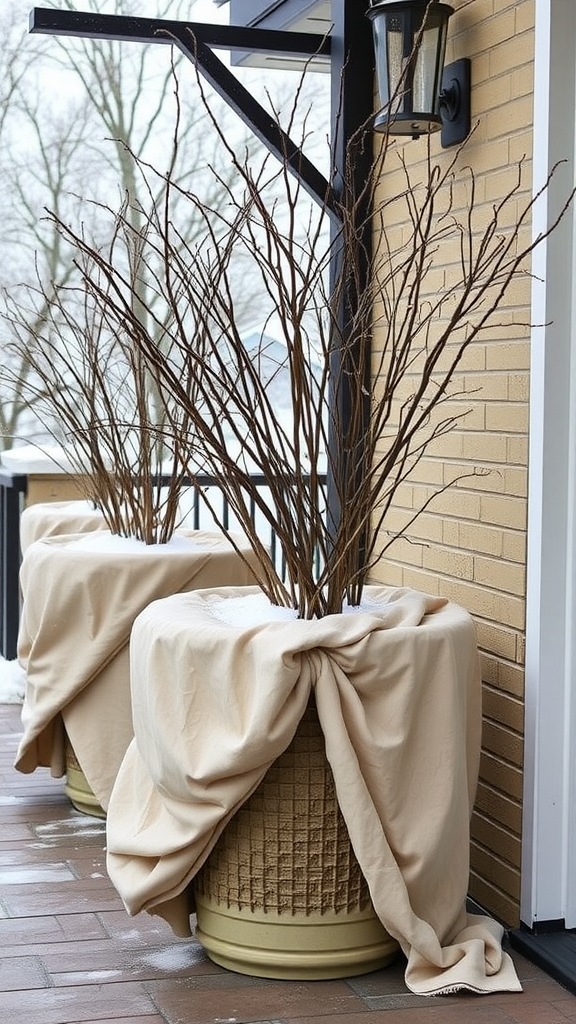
[0, 443, 77, 475]
[66, 970, 123, 982]
[35, 819, 106, 839]
[342, 593, 393, 614]
[207, 590, 394, 628]
[0, 657, 26, 704]
[208, 592, 299, 627]
[68, 532, 209, 554]
[0, 865, 75, 884]
[141, 944, 204, 971]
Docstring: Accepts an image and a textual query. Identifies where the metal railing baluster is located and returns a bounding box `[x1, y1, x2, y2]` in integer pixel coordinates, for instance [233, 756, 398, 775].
[0, 471, 326, 659]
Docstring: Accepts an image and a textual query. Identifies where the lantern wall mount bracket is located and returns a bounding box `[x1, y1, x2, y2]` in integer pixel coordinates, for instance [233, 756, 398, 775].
[439, 57, 471, 149]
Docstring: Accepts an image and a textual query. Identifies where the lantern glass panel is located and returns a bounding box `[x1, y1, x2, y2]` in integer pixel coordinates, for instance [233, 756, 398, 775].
[413, 23, 443, 114]
[368, 2, 453, 135]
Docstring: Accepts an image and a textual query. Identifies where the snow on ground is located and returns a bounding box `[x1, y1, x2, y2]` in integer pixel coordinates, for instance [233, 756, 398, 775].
[0, 658, 25, 704]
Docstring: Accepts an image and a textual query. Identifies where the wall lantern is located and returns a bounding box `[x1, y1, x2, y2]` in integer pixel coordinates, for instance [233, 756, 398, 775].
[367, 0, 470, 147]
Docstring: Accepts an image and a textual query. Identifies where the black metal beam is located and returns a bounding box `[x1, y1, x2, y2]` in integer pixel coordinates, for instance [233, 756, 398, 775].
[29, 8, 331, 57]
[29, 7, 333, 209]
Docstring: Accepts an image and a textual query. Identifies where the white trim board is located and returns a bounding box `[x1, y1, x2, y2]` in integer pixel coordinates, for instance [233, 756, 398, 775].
[522, 0, 576, 929]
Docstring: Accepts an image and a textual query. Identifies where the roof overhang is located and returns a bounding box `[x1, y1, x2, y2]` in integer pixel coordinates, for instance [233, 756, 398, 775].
[214, 0, 331, 71]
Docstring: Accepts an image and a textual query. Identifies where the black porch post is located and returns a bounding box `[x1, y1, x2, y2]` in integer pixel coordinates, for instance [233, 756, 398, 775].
[327, 0, 376, 578]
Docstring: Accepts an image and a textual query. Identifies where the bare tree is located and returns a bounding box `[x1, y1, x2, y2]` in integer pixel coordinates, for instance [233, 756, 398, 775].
[0, 84, 96, 442]
[8, 57, 571, 612]
[0, 3, 63, 442]
[0, 0, 264, 448]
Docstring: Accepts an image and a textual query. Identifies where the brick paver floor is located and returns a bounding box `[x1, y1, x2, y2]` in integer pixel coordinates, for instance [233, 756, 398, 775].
[2, 701, 575, 1024]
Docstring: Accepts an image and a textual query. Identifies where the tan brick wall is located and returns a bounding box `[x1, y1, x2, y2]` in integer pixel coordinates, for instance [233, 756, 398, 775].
[369, 0, 535, 927]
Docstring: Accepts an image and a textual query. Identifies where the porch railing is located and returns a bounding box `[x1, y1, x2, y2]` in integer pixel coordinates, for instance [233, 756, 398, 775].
[0, 470, 326, 661]
[0, 470, 28, 661]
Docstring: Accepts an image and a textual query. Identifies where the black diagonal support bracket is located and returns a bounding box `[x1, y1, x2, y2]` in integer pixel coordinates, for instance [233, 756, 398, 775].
[29, 7, 334, 212]
[175, 34, 336, 215]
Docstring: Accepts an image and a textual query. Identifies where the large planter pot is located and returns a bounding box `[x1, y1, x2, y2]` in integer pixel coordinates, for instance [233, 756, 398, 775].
[193, 701, 398, 979]
[14, 532, 260, 814]
[105, 584, 521, 993]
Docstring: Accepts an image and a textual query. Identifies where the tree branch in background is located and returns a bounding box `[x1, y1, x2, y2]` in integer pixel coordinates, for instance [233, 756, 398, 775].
[0, 0, 267, 448]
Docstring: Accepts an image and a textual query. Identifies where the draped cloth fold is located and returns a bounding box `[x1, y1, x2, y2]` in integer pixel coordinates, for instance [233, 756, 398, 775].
[20, 499, 106, 551]
[106, 584, 521, 996]
[14, 532, 259, 809]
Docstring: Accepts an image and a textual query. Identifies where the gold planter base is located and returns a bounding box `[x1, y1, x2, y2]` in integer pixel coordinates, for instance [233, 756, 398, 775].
[193, 702, 399, 979]
[64, 736, 106, 819]
[194, 893, 398, 980]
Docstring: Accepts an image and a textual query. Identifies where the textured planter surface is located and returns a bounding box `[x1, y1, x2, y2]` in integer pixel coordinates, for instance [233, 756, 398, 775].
[64, 733, 106, 819]
[194, 702, 398, 978]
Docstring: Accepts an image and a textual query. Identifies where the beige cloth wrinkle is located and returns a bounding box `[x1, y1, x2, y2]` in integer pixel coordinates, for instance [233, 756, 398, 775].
[14, 531, 259, 810]
[20, 500, 106, 552]
[105, 584, 521, 996]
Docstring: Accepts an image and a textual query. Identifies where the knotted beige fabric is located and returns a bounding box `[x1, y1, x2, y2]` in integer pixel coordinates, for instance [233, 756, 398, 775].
[15, 532, 259, 809]
[106, 584, 521, 996]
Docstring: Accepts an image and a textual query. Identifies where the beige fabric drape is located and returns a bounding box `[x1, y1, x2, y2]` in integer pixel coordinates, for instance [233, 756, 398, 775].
[106, 584, 521, 996]
[14, 533, 259, 810]
[20, 500, 106, 551]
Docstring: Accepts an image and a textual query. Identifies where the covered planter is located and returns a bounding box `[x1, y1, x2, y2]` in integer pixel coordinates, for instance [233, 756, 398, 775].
[14, 532, 259, 814]
[20, 499, 107, 550]
[105, 584, 521, 995]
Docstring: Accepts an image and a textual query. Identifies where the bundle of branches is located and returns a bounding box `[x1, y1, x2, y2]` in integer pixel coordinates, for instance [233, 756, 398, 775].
[7, 62, 572, 609]
[3, 199, 199, 544]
